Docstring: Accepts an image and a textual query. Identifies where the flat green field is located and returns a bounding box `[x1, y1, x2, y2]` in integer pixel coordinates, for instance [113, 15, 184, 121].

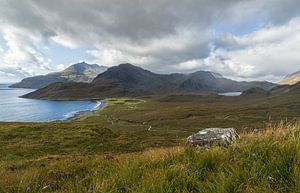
[0, 94, 300, 192]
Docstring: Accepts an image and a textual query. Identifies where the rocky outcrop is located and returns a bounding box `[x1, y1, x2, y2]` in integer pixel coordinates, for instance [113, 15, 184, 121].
[187, 128, 239, 148]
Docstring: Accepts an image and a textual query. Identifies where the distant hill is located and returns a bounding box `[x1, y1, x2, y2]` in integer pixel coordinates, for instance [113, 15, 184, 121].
[177, 71, 275, 92]
[270, 82, 300, 95]
[23, 63, 277, 100]
[279, 71, 300, 85]
[10, 62, 108, 89]
[241, 81, 300, 98]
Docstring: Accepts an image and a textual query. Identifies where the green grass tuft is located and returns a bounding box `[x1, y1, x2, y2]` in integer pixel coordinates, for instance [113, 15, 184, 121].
[0, 123, 300, 192]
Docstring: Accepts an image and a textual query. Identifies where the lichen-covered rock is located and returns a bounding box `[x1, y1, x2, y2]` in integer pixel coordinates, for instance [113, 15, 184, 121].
[187, 128, 239, 148]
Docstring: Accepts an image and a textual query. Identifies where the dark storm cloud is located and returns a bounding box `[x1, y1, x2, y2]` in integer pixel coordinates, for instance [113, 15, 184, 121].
[0, 0, 300, 81]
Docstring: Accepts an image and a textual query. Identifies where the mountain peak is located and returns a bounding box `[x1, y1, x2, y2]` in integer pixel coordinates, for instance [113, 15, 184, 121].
[116, 63, 146, 71]
[10, 62, 108, 89]
[99, 63, 152, 76]
[93, 63, 154, 84]
[118, 63, 135, 67]
[67, 62, 95, 69]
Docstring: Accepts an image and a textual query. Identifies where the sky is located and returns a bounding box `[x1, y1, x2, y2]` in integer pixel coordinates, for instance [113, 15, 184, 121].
[0, 0, 300, 82]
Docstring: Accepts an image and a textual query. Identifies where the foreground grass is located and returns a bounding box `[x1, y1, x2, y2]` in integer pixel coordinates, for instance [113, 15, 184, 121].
[0, 122, 299, 192]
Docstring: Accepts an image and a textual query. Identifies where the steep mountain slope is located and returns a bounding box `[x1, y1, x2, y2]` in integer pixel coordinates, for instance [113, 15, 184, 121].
[23, 63, 277, 100]
[270, 82, 300, 95]
[10, 62, 108, 89]
[92, 64, 185, 92]
[279, 71, 300, 85]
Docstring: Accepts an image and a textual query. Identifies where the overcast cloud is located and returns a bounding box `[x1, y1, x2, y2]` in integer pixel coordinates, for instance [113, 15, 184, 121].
[0, 0, 300, 82]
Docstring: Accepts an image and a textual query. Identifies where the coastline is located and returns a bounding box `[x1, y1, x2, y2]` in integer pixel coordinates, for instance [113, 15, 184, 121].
[63, 99, 107, 122]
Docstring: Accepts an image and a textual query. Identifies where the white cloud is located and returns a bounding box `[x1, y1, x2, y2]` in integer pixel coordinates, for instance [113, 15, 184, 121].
[56, 64, 66, 71]
[174, 18, 300, 81]
[87, 49, 154, 67]
[52, 35, 79, 49]
[0, 25, 52, 80]
[0, 0, 300, 81]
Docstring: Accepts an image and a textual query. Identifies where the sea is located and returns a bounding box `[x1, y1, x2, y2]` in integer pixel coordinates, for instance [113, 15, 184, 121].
[0, 83, 101, 122]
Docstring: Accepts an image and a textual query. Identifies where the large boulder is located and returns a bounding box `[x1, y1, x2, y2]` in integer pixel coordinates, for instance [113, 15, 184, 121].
[187, 128, 239, 148]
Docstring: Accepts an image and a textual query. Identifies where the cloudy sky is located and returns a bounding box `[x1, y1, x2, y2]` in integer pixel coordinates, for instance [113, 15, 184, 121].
[0, 0, 300, 82]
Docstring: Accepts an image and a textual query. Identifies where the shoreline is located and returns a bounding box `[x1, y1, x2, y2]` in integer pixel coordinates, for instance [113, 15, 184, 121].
[62, 99, 107, 122]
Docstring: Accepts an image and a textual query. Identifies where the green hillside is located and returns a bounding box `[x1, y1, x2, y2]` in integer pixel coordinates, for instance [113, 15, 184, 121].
[0, 94, 300, 192]
[0, 122, 299, 192]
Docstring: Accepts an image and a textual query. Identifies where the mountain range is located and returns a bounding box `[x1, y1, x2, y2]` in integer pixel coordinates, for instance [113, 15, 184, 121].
[279, 71, 300, 85]
[10, 62, 108, 89]
[23, 63, 277, 100]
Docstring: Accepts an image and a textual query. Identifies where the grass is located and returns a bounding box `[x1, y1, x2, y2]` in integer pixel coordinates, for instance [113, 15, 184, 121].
[0, 94, 300, 192]
[0, 122, 300, 192]
[0, 94, 299, 161]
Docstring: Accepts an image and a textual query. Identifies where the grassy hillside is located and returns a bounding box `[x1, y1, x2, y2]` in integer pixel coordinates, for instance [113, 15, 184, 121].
[0, 122, 299, 192]
[0, 95, 300, 192]
[1, 94, 299, 162]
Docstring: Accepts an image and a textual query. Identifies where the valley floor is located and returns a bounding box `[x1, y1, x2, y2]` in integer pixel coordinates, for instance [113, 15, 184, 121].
[0, 94, 300, 192]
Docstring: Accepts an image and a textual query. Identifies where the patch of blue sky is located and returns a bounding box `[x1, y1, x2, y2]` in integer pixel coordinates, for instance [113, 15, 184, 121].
[213, 18, 267, 36]
[45, 40, 96, 69]
[0, 33, 8, 51]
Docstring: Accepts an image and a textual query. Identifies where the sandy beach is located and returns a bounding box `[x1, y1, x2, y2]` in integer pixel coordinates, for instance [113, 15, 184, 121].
[64, 100, 107, 121]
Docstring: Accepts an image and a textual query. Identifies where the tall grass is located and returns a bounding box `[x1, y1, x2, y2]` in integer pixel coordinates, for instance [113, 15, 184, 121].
[0, 122, 299, 192]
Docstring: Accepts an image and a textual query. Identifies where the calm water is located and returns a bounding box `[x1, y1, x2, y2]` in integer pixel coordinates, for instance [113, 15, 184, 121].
[0, 83, 100, 122]
[218, 92, 242, 96]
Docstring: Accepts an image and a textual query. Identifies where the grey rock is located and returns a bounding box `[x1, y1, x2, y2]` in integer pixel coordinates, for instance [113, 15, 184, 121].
[187, 128, 239, 148]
